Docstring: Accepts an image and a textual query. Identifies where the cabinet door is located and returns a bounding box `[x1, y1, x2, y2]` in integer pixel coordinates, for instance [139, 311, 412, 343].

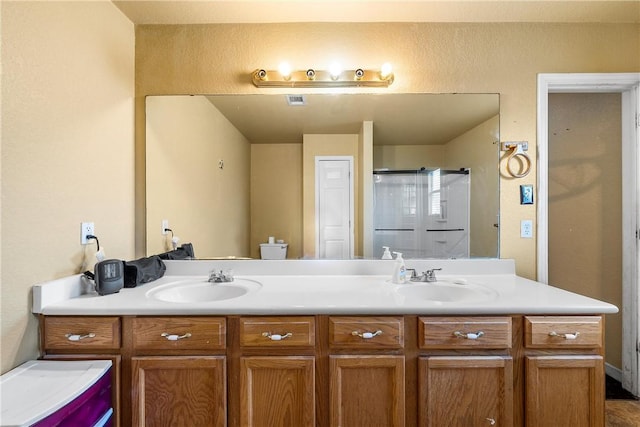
[526, 355, 604, 427]
[240, 356, 315, 427]
[419, 356, 513, 427]
[131, 356, 226, 427]
[330, 355, 405, 427]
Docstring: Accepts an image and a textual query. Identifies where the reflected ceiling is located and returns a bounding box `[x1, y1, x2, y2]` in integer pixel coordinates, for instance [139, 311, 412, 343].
[206, 93, 499, 145]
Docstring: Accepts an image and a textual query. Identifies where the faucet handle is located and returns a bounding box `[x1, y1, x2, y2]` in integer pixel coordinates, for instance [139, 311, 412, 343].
[425, 268, 442, 282]
[405, 268, 417, 280]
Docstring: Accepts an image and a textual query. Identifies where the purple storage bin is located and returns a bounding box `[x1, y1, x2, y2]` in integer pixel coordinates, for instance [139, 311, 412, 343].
[0, 360, 112, 427]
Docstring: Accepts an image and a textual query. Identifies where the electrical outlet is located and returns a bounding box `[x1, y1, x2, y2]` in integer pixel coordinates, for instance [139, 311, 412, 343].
[81, 222, 95, 244]
[521, 220, 533, 238]
[162, 219, 169, 235]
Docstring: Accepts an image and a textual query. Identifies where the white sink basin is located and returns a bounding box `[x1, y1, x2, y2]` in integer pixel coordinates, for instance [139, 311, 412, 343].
[147, 278, 262, 303]
[395, 281, 497, 303]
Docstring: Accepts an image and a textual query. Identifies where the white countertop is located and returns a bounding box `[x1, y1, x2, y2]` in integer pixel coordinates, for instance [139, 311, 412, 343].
[32, 259, 618, 316]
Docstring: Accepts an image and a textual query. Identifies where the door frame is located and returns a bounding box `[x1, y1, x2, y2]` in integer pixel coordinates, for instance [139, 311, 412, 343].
[315, 156, 355, 259]
[537, 72, 640, 394]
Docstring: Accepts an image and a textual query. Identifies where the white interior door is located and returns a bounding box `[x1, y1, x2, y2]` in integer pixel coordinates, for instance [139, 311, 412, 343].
[316, 157, 354, 259]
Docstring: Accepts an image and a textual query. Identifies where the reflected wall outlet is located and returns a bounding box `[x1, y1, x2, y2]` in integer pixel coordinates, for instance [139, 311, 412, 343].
[81, 222, 95, 244]
[162, 219, 169, 235]
[521, 220, 533, 238]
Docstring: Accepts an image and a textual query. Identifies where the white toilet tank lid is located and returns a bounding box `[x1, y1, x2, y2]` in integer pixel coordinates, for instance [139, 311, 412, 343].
[260, 243, 288, 247]
[0, 360, 111, 427]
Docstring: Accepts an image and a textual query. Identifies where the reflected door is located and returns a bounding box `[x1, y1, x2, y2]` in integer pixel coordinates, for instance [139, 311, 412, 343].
[316, 158, 353, 259]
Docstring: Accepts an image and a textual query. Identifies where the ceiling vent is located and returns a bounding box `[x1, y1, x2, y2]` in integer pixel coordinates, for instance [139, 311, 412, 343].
[286, 94, 306, 106]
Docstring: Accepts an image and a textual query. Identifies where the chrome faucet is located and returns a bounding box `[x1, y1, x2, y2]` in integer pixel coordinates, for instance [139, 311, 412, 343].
[208, 269, 234, 283]
[409, 268, 442, 282]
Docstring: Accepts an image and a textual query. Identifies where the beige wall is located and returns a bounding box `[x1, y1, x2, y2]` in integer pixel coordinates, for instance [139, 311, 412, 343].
[146, 96, 251, 258]
[359, 122, 374, 258]
[374, 145, 445, 169]
[548, 93, 623, 369]
[444, 116, 500, 257]
[1, 1, 135, 373]
[251, 144, 303, 259]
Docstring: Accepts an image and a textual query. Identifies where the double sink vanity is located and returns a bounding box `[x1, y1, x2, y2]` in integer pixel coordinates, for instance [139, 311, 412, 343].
[33, 259, 618, 427]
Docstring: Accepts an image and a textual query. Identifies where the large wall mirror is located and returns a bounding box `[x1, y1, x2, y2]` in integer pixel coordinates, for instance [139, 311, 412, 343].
[146, 93, 499, 260]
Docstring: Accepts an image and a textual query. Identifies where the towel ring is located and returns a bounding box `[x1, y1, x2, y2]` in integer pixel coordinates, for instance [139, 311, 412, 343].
[506, 144, 531, 178]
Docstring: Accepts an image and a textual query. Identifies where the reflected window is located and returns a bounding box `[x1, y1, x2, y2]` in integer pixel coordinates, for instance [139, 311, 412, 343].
[403, 182, 417, 216]
[428, 169, 441, 216]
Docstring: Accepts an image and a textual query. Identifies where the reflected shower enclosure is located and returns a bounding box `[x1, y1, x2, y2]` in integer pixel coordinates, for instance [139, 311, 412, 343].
[373, 169, 470, 259]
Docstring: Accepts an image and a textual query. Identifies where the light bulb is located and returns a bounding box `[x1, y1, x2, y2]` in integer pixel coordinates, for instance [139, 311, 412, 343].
[278, 62, 291, 80]
[380, 62, 393, 79]
[329, 62, 342, 80]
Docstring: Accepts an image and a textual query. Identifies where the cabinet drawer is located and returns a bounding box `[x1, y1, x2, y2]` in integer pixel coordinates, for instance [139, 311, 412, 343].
[240, 316, 315, 347]
[419, 317, 512, 349]
[43, 316, 121, 350]
[132, 317, 226, 351]
[525, 316, 603, 349]
[330, 316, 404, 349]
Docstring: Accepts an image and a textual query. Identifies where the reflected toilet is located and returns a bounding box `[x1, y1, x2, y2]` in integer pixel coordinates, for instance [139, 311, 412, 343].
[260, 243, 288, 260]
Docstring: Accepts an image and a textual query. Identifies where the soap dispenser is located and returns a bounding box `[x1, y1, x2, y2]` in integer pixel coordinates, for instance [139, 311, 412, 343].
[391, 252, 407, 284]
[381, 246, 393, 260]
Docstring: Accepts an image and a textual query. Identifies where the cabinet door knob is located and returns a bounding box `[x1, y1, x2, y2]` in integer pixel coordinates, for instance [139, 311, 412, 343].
[486, 418, 496, 425]
[549, 331, 580, 340]
[65, 333, 96, 342]
[161, 332, 192, 341]
[453, 331, 485, 340]
[262, 332, 292, 341]
[351, 330, 383, 339]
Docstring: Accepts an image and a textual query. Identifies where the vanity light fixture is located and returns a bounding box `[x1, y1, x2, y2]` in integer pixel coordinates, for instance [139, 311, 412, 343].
[252, 63, 394, 88]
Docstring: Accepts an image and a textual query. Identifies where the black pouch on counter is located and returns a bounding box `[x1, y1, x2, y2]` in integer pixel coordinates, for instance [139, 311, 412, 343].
[123, 255, 166, 288]
[157, 243, 195, 260]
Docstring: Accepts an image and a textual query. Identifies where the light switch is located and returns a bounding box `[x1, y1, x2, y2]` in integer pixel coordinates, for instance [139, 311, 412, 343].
[521, 220, 533, 238]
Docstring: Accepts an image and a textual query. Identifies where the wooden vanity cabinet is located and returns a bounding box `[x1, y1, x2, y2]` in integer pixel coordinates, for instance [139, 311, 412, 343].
[524, 316, 605, 427]
[39, 313, 608, 427]
[128, 316, 227, 427]
[237, 316, 316, 427]
[329, 316, 406, 427]
[417, 317, 514, 427]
